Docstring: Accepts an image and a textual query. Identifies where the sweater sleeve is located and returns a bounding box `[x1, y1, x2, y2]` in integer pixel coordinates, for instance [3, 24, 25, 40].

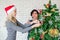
[16, 20, 34, 28]
[16, 20, 36, 28]
[6, 21, 33, 33]
[16, 20, 25, 27]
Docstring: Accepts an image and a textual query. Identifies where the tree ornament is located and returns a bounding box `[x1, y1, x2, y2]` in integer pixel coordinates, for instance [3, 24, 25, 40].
[49, 20, 53, 25]
[39, 15, 44, 21]
[40, 34, 44, 39]
[34, 28, 37, 34]
[38, 28, 44, 34]
[29, 37, 35, 40]
[40, 31, 47, 39]
[58, 11, 60, 15]
[29, 37, 32, 40]
[46, 4, 50, 8]
[55, 25, 57, 28]
[55, 16, 60, 22]
[43, 31, 47, 35]
[51, 8, 55, 12]
[32, 37, 35, 40]
[38, 9, 42, 14]
[45, 12, 51, 16]
[48, 28, 59, 37]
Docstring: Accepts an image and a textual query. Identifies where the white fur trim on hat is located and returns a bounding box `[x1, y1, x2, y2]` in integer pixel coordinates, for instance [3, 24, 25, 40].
[7, 7, 15, 14]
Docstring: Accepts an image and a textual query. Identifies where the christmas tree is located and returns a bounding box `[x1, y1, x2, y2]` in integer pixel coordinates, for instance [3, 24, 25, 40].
[28, 0, 60, 40]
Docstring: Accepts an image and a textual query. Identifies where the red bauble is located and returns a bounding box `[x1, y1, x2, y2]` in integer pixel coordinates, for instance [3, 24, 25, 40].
[32, 37, 34, 40]
[40, 34, 44, 39]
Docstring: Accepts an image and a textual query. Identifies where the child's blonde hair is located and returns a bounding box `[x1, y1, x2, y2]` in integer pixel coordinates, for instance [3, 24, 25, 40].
[7, 12, 17, 24]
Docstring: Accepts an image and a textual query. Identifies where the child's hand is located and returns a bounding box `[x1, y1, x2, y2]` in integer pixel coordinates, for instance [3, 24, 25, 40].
[31, 23, 41, 28]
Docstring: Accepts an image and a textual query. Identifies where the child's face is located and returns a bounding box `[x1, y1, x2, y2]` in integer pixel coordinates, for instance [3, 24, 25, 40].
[32, 11, 38, 19]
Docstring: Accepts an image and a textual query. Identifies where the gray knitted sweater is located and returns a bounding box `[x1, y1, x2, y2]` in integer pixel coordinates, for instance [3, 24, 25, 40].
[6, 20, 33, 40]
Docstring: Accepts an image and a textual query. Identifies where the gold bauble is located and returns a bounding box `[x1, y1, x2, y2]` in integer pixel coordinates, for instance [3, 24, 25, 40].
[48, 28, 59, 37]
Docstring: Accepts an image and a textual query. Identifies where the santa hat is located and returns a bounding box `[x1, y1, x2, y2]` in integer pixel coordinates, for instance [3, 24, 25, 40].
[5, 5, 16, 15]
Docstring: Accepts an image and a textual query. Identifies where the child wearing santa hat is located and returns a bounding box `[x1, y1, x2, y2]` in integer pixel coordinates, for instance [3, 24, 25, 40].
[5, 5, 40, 40]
